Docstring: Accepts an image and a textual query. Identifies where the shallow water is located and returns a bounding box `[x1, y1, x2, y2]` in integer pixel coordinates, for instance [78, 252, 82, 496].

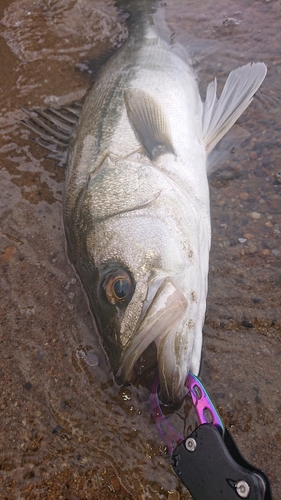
[0, 0, 280, 498]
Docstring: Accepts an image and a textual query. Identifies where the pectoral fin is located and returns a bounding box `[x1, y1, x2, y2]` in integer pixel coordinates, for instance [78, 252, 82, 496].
[124, 88, 175, 160]
[203, 62, 267, 164]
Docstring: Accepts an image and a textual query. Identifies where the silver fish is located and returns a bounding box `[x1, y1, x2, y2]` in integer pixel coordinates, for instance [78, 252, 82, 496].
[59, 1, 266, 404]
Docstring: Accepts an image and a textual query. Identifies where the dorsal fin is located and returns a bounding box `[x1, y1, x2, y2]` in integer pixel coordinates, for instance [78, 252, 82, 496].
[202, 62, 267, 160]
[124, 88, 175, 160]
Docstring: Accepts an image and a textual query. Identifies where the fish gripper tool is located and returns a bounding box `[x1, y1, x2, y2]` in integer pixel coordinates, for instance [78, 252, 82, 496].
[150, 373, 272, 500]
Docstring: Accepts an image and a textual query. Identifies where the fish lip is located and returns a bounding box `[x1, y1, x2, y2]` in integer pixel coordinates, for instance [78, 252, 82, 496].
[117, 277, 188, 399]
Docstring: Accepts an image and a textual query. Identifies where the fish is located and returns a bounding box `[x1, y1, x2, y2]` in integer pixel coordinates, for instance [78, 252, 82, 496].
[23, 0, 267, 405]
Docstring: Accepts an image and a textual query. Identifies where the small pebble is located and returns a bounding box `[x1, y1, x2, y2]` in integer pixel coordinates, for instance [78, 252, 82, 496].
[251, 212, 261, 220]
[1, 245, 15, 261]
[168, 491, 180, 500]
[273, 171, 281, 184]
[262, 249, 270, 256]
[248, 242, 257, 254]
[243, 233, 254, 239]
[250, 151, 257, 160]
[239, 192, 249, 200]
[110, 476, 121, 491]
[238, 238, 247, 243]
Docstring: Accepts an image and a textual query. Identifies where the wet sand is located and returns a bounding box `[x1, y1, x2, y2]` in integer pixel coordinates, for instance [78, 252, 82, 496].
[0, 0, 280, 498]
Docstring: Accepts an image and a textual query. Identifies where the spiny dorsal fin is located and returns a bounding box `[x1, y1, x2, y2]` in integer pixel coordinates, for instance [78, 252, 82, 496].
[124, 88, 175, 160]
[203, 62, 267, 161]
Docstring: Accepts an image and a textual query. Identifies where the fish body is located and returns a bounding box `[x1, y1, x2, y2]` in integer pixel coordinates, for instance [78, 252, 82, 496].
[63, 1, 266, 404]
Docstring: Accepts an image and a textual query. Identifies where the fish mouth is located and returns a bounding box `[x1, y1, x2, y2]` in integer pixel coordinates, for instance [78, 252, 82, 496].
[118, 278, 189, 405]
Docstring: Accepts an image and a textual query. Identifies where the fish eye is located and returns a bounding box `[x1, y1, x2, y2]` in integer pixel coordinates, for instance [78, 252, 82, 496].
[103, 269, 134, 305]
[113, 278, 130, 299]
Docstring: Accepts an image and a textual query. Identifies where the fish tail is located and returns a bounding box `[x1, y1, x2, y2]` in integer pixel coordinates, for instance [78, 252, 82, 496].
[115, 0, 167, 41]
[115, 0, 157, 21]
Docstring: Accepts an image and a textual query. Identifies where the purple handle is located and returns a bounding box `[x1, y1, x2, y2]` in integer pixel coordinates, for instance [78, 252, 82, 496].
[186, 373, 224, 430]
[150, 372, 224, 456]
[150, 374, 183, 456]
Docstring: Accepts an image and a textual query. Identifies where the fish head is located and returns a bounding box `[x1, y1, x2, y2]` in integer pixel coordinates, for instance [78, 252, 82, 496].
[67, 154, 208, 405]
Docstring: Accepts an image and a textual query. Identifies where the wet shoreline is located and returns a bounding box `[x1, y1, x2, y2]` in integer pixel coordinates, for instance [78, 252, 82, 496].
[0, 1, 280, 498]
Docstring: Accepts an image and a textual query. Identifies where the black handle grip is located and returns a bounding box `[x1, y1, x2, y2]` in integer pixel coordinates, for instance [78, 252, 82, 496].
[172, 424, 272, 500]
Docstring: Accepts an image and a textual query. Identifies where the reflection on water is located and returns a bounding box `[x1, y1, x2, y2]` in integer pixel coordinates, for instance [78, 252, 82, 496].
[0, 0, 280, 498]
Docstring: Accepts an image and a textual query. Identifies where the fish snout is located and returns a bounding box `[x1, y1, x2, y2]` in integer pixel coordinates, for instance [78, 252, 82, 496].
[118, 278, 190, 403]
